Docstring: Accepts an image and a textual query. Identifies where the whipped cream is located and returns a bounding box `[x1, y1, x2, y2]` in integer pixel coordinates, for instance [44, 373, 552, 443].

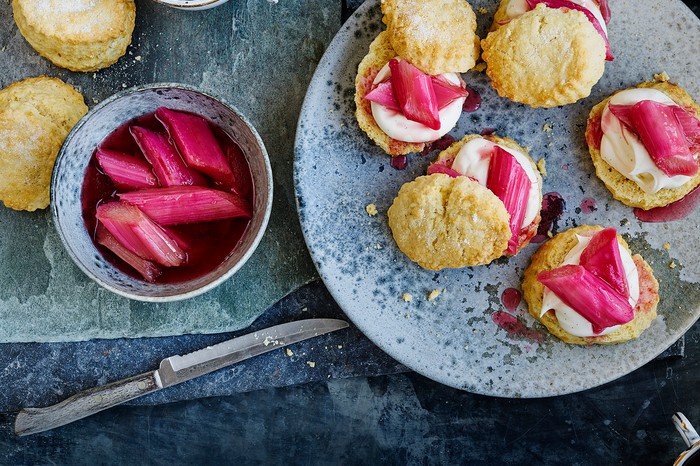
[540, 234, 640, 337]
[504, 0, 608, 37]
[450, 137, 542, 228]
[600, 88, 693, 194]
[370, 62, 466, 143]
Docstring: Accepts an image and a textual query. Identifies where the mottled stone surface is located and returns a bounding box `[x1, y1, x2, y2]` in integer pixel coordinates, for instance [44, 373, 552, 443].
[0, 0, 333, 342]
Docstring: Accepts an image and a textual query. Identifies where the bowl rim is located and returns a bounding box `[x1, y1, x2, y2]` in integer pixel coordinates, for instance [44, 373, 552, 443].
[51, 82, 273, 302]
[151, 0, 228, 9]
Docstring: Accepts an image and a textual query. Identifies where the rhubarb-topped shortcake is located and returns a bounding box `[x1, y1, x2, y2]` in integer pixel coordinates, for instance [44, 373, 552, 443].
[482, 1, 612, 108]
[356, 0, 482, 157]
[428, 134, 543, 256]
[380, 0, 481, 76]
[586, 79, 700, 209]
[523, 225, 659, 345]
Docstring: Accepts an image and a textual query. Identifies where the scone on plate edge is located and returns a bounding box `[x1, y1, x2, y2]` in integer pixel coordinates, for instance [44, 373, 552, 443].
[523, 225, 659, 345]
[585, 77, 700, 210]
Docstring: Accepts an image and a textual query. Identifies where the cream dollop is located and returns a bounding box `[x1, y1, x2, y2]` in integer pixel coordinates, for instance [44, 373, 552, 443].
[370, 61, 466, 143]
[450, 137, 542, 228]
[600, 88, 693, 194]
[540, 234, 640, 337]
[504, 0, 608, 36]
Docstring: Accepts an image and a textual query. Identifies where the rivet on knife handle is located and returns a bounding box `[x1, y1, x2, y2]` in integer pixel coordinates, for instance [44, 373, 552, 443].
[14, 371, 160, 437]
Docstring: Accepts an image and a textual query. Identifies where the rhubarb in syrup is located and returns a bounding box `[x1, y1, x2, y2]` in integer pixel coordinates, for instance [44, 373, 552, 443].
[83, 110, 254, 284]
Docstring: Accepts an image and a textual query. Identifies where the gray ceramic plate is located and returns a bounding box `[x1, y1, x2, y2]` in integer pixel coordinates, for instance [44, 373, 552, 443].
[294, 0, 700, 397]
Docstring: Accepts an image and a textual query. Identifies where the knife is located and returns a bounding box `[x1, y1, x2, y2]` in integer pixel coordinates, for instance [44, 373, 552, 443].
[14, 318, 349, 436]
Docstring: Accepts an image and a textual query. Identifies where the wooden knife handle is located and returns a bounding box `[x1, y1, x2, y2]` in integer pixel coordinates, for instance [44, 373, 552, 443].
[14, 371, 160, 436]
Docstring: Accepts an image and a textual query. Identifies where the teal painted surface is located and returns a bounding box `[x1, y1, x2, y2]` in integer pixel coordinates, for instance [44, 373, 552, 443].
[0, 0, 334, 342]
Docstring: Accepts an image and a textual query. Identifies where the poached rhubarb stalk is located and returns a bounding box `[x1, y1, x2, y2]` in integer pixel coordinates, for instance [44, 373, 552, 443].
[96, 225, 162, 282]
[130, 126, 207, 187]
[526, 0, 613, 61]
[388, 59, 440, 130]
[608, 101, 699, 177]
[579, 228, 630, 297]
[119, 186, 252, 226]
[96, 148, 159, 191]
[486, 146, 532, 254]
[96, 201, 186, 267]
[155, 108, 235, 185]
[538, 264, 634, 334]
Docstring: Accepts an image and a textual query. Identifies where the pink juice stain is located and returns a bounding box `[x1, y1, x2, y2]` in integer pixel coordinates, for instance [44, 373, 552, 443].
[462, 85, 481, 113]
[501, 288, 522, 312]
[634, 185, 700, 222]
[390, 154, 408, 170]
[491, 311, 545, 343]
[532, 192, 566, 243]
[580, 197, 597, 214]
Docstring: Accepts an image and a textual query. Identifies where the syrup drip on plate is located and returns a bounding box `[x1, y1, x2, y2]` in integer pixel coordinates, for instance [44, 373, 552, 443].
[501, 288, 522, 312]
[634, 185, 700, 222]
[491, 311, 545, 343]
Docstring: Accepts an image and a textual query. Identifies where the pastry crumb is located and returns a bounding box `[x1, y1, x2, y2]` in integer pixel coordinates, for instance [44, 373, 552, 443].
[654, 72, 670, 82]
[402, 292, 413, 302]
[375, 243, 383, 250]
[478, 7, 488, 14]
[286, 348, 293, 357]
[365, 203, 378, 216]
[669, 261, 676, 269]
[620, 218, 630, 226]
[537, 158, 547, 177]
[301, 306, 308, 312]
[663, 243, 671, 250]
[263, 336, 279, 346]
[473, 62, 487, 73]
[135, 55, 142, 62]
[427, 289, 442, 301]
[405, 314, 411, 319]
[306, 361, 316, 368]
[337, 345, 343, 349]
[543, 123, 553, 132]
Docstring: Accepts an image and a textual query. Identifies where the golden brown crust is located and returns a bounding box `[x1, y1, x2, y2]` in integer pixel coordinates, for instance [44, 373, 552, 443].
[481, 4, 606, 108]
[586, 79, 700, 209]
[434, 133, 543, 254]
[388, 174, 511, 270]
[380, 0, 480, 75]
[12, 0, 136, 72]
[490, 0, 512, 31]
[0, 77, 87, 211]
[523, 225, 659, 345]
[354, 31, 426, 156]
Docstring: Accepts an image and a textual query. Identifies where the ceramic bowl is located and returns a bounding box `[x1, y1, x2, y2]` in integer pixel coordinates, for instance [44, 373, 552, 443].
[151, 0, 229, 10]
[51, 83, 272, 302]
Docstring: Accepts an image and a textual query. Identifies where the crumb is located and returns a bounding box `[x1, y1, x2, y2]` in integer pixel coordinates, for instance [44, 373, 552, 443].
[402, 292, 413, 302]
[92, 98, 99, 104]
[463, 345, 469, 350]
[547, 142, 553, 148]
[478, 7, 488, 14]
[337, 345, 343, 349]
[547, 230, 554, 238]
[286, 348, 293, 357]
[301, 307, 308, 312]
[473, 62, 487, 73]
[263, 336, 279, 346]
[405, 314, 411, 319]
[654, 72, 670, 82]
[669, 261, 676, 269]
[428, 289, 442, 301]
[306, 361, 315, 368]
[92, 73, 97, 79]
[537, 158, 547, 177]
[663, 243, 671, 250]
[121, 83, 127, 88]
[375, 243, 383, 250]
[365, 203, 378, 216]
[135, 55, 142, 62]
[543, 123, 553, 132]
[620, 218, 629, 226]
[524, 145, 533, 152]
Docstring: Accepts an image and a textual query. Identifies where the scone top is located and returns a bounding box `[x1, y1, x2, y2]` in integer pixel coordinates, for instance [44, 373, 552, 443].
[380, 0, 481, 76]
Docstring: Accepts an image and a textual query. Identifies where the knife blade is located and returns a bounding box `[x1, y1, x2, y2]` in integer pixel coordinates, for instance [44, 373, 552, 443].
[14, 318, 349, 436]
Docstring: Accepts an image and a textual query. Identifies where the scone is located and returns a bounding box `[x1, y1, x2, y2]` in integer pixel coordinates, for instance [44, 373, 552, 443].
[481, 2, 610, 108]
[585, 77, 700, 210]
[356, 1, 479, 157]
[428, 134, 543, 255]
[0, 77, 88, 211]
[380, 0, 480, 76]
[523, 225, 659, 345]
[12, 0, 136, 72]
[387, 174, 511, 270]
